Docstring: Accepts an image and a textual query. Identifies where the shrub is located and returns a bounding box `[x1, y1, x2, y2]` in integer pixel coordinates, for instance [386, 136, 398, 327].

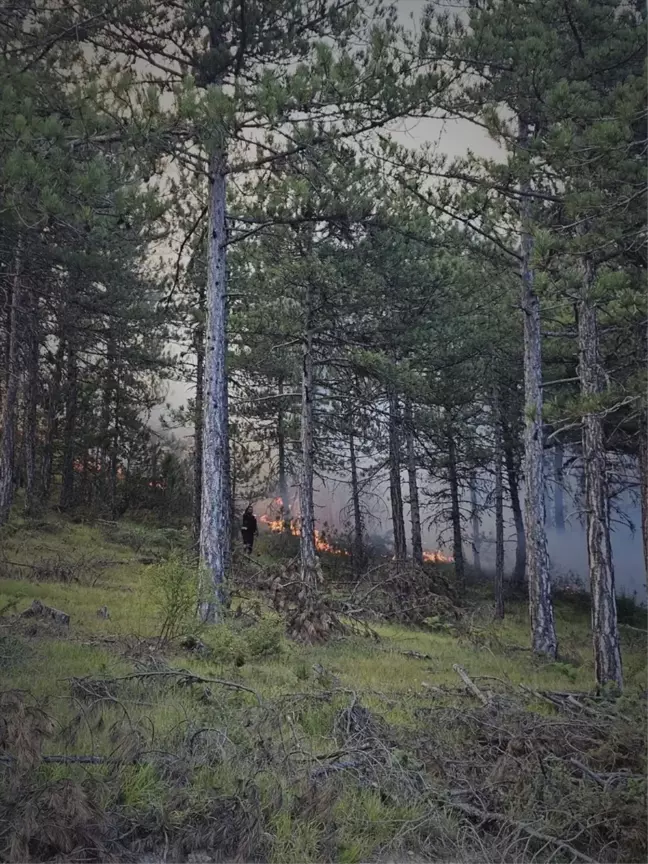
[146, 553, 200, 644]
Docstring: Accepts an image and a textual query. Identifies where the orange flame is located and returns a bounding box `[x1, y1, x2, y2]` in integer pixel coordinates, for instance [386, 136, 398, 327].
[259, 499, 452, 562]
[259, 512, 348, 555]
[423, 550, 454, 564]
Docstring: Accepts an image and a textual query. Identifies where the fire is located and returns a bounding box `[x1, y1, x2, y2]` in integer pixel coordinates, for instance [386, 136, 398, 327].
[259, 498, 452, 562]
[423, 550, 454, 564]
[259, 510, 348, 555]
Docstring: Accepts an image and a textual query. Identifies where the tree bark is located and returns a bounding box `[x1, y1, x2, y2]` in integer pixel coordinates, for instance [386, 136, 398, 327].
[640, 413, 648, 587]
[349, 430, 365, 573]
[299, 278, 318, 585]
[192, 280, 205, 546]
[24, 286, 39, 517]
[554, 441, 565, 533]
[404, 399, 423, 566]
[447, 433, 465, 592]
[502, 420, 526, 585]
[59, 346, 78, 510]
[388, 392, 407, 562]
[519, 118, 557, 658]
[277, 375, 291, 531]
[493, 395, 505, 619]
[0, 242, 23, 525]
[469, 473, 481, 571]
[109, 381, 119, 519]
[577, 254, 622, 690]
[42, 332, 65, 501]
[199, 150, 231, 622]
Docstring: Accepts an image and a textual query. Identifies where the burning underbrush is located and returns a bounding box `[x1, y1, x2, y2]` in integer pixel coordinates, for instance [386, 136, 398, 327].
[246, 500, 460, 642]
[258, 498, 454, 564]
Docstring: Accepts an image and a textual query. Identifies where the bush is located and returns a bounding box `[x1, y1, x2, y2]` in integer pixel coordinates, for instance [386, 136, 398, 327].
[146, 553, 200, 644]
[204, 617, 285, 666]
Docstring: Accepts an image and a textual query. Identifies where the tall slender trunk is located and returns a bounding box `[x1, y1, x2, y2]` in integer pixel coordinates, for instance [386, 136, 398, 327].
[404, 399, 423, 566]
[192, 281, 205, 546]
[502, 421, 526, 585]
[59, 346, 78, 510]
[519, 118, 557, 658]
[24, 286, 39, 517]
[199, 150, 231, 622]
[349, 430, 365, 573]
[109, 383, 119, 519]
[493, 394, 505, 618]
[42, 333, 65, 500]
[299, 279, 318, 585]
[102, 331, 116, 505]
[578, 254, 622, 690]
[469, 473, 481, 571]
[0, 242, 23, 525]
[554, 442, 565, 532]
[277, 375, 291, 531]
[388, 392, 407, 562]
[447, 433, 465, 592]
[640, 413, 648, 586]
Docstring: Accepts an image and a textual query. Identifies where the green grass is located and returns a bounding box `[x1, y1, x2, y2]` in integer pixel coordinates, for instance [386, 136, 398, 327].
[1, 510, 646, 862]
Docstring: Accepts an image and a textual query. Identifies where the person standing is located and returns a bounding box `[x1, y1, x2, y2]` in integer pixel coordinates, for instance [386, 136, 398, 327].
[241, 504, 258, 553]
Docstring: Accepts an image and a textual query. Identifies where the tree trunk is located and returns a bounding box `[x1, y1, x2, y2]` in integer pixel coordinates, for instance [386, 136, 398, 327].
[404, 399, 423, 566]
[493, 395, 505, 619]
[299, 279, 318, 585]
[0, 242, 23, 525]
[447, 433, 465, 592]
[277, 375, 291, 531]
[59, 346, 78, 510]
[349, 430, 365, 573]
[502, 421, 526, 585]
[640, 413, 648, 587]
[42, 333, 65, 500]
[469, 473, 481, 571]
[192, 280, 205, 546]
[24, 286, 39, 517]
[199, 150, 231, 621]
[519, 118, 557, 658]
[578, 255, 622, 690]
[388, 392, 407, 562]
[109, 384, 119, 519]
[553, 442, 565, 533]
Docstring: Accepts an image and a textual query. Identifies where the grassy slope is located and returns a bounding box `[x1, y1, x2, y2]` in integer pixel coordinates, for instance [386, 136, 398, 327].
[1, 510, 646, 863]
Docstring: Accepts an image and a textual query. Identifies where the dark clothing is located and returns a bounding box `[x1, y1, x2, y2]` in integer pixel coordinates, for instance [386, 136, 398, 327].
[241, 511, 257, 553]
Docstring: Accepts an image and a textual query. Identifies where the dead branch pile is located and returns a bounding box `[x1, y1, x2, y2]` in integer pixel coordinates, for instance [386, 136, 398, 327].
[238, 557, 346, 643]
[412, 679, 647, 863]
[340, 561, 461, 626]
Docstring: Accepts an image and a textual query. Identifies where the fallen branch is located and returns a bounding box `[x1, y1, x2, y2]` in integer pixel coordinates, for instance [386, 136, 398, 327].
[68, 669, 261, 705]
[310, 759, 361, 779]
[453, 664, 489, 705]
[0, 754, 134, 765]
[618, 622, 648, 634]
[447, 799, 597, 864]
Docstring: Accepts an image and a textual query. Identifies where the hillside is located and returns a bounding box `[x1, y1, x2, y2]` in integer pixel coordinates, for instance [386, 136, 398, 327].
[1, 511, 646, 863]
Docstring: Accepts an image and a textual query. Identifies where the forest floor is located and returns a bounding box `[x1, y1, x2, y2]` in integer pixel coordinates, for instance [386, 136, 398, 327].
[1, 509, 646, 863]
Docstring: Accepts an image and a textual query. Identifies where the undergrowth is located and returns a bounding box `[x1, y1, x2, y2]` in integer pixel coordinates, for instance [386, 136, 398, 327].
[0, 512, 646, 863]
